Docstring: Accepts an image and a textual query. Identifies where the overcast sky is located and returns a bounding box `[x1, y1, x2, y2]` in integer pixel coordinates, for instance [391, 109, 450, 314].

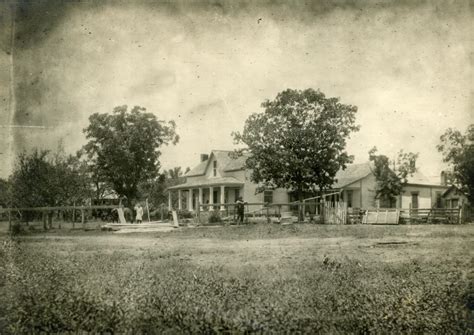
[0, 1, 472, 179]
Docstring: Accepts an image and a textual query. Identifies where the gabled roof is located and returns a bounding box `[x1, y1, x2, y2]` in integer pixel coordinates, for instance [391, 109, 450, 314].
[223, 153, 250, 171]
[185, 150, 248, 177]
[185, 160, 208, 177]
[405, 170, 442, 186]
[332, 162, 373, 188]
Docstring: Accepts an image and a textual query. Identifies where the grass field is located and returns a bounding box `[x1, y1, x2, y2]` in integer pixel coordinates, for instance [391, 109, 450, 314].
[0, 223, 473, 333]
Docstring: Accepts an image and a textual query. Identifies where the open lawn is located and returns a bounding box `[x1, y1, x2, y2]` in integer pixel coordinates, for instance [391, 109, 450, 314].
[0, 223, 473, 333]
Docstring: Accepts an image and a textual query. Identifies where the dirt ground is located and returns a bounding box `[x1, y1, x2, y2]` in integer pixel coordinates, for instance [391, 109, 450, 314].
[4, 223, 473, 269]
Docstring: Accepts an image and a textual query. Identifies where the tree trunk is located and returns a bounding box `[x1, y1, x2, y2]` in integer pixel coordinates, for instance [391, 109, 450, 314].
[320, 189, 326, 224]
[297, 188, 304, 222]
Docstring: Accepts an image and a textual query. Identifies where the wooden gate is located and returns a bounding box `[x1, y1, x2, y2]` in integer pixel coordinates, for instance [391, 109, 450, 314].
[363, 209, 400, 224]
[322, 201, 347, 224]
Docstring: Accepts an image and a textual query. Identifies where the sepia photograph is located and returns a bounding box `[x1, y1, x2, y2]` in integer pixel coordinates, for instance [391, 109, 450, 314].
[0, 0, 472, 333]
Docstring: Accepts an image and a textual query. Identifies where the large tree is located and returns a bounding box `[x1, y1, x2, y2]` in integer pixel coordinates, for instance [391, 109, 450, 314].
[8, 149, 91, 222]
[233, 88, 360, 201]
[137, 166, 189, 210]
[437, 124, 474, 203]
[82, 105, 179, 202]
[368, 147, 418, 207]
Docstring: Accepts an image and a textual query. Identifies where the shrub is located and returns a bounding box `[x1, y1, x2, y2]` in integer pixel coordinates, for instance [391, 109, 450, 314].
[178, 209, 193, 219]
[208, 211, 222, 223]
[10, 223, 24, 236]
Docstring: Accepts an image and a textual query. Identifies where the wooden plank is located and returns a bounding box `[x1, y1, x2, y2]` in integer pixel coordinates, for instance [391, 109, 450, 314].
[172, 210, 179, 227]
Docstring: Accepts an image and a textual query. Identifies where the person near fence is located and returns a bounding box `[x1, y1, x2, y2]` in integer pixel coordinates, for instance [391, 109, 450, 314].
[236, 196, 246, 224]
[134, 203, 144, 224]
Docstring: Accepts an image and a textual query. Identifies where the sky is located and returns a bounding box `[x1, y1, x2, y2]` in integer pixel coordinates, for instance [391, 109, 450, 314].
[0, 0, 472, 180]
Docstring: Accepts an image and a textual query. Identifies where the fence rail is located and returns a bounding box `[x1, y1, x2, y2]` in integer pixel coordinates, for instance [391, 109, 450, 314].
[1, 204, 122, 231]
[2, 201, 469, 232]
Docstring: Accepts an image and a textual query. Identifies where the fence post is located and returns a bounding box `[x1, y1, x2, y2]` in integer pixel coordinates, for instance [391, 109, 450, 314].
[266, 205, 270, 224]
[459, 204, 464, 224]
[72, 202, 76, 228]
[302, 200, 306, 221]
[81, 208, 85, 230]
[48, 211, 53, 230]
[297, 202, 302, 223]
[146, 198, 151, 223]
[408, 203, 412, 225]
[321, 199, 325, 224]
[8, 210, 11, 232]
[43, 211, 47, 230]
[197, 201, 201, 225]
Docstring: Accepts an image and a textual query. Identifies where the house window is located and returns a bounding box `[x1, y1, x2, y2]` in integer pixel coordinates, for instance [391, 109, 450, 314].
[235, 189, 240, 200]
[411, 192, 419, 209]
[213, 161, 217, 177]
[264, 190, 273, 204]
[435, 191, 442, 208]
[380, 196, 396, 208]
[451, 198, 459, 208]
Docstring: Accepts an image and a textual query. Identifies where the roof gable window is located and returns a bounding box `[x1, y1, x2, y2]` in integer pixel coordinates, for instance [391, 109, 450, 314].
[213, 161, 217, 177]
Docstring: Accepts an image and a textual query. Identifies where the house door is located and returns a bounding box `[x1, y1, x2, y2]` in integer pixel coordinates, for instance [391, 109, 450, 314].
[213, 190, 218, 204]
[411, 192, 419, 209]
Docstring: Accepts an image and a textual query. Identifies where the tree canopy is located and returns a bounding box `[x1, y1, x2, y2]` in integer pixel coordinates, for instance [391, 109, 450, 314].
[368, 147, 418, 206]
[8, 148, 91, 215]
[437, 124, 474, 203]
[233, 88, 360, 199]
[82, 105, 179, 201]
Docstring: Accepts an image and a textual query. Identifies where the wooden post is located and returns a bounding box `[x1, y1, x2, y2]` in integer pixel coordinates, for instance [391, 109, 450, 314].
[298, 202, 302, 223]
[146, 198, 151, 223]
[302, 200, 306, 221]
[408, 203, 412, 225]
[266, 205, 270, 224]
[72, 202, 76, 227]
[43, 211, 47, 230]
[321, 199, 325, 224]
[48, 211, 53, 229]
[8, 210, 11, 232]
[197, 201, 201, 226]
[81, 208, 85, 230]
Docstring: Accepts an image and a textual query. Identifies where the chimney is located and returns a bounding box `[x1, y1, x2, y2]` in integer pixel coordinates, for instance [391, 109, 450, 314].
[440, 170, 452, 186]
[200, 154, 209, 162]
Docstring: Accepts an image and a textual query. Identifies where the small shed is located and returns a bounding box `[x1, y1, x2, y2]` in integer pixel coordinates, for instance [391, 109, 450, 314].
[442, 185, 469, 208]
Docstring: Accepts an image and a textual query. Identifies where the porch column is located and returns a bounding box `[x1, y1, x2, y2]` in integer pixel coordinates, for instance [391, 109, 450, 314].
[220, 185, 225, 211]
[209, 187, 214, 210]
[178, 189, 182, 210]
[198, 188, 203, 210]
[168, 191, 172, 211]
[188, 189, 193, 211]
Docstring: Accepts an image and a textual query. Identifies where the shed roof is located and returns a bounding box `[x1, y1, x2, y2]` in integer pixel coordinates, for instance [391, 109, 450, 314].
[333, 162, 373, 188]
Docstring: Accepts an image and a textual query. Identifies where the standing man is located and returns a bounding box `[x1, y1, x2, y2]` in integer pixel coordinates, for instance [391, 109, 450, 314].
[235, 196, 246, 225]
[135, 203, 144, 224]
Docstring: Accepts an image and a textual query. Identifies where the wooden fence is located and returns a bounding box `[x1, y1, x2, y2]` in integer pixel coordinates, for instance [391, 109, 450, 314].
[1, 202, 469, 231]
[193, 202, 467, 225]
[0, 205, 120, 231]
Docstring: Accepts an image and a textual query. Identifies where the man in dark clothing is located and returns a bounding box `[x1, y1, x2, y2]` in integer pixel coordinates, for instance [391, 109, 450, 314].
[235, 196, 246, 224]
